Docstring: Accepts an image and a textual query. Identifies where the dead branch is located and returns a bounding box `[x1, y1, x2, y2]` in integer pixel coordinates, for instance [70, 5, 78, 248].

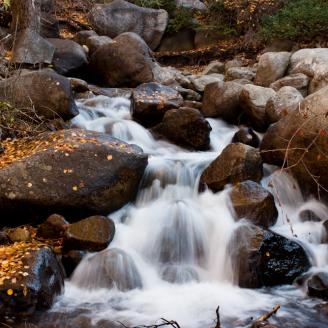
[255, 304, 280, 322]
[117, 318, 181, 328]
[214, 306, 221, 328]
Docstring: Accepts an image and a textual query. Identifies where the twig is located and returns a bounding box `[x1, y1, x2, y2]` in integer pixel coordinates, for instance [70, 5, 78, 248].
[117, 318, 181, 328]
[255, 304, 280, 322]
[214, 306, 221, 328]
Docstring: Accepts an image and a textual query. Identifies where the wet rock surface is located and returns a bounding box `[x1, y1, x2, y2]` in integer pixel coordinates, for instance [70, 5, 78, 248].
[200, 143, 263, 192]
[152, 107, 212, 150]
[63, 216, 115, 252]
[232, 127, 260, 148]
[230, 181, 278, 228]
[230, 225, 311, 288]
[0, 243, 64, 318]
[132, 82, 184, 126]
[0, 129, 148, 224]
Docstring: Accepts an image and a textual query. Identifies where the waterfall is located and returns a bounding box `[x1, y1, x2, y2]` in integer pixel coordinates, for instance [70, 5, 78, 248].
[50, 95, 328, 327]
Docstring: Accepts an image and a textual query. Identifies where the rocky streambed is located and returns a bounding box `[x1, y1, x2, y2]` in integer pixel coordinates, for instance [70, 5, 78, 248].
[0, 1, 328, 327]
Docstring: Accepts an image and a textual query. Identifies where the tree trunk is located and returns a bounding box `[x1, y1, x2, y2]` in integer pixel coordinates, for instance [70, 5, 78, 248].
[10, 0, 41, 33]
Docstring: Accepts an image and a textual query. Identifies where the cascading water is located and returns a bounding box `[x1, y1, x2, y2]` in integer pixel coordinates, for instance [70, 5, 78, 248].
[50, 95, 328, 327]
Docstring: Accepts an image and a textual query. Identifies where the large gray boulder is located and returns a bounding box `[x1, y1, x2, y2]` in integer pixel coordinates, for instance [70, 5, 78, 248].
[89, 32, 156, 87]
[201, 81, 243, 123]
[255, 52, 291, 87]
[0, 129, 148, 225]
[261, 85, 328, 201]
[88, 0, 168, 50]
[240, 84, 276, 131]
[0, 69, 78, 120]
[266, 86, 303, 124]
[270, 73, 310, 97]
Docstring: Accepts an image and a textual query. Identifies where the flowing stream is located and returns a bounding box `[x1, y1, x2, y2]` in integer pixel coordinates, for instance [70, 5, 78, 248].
[52, 95, 328, 327]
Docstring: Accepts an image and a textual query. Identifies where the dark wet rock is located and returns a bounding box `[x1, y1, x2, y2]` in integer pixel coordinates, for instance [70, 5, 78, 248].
[89, 0, 168, 50]
[0, 69, 78, 120]
[37, 214, 68, 239]
[6, 227, 32, 243]
[89, 32, 156, 87]
[72, 248, 142, 291]
[0, 244, 64, 317]
[270, 73, 309, 97]
[158, 29, 195, 52]
[307, 272, 328, 300]
[265, 86, 303, 124]
[240, 84, 276, 132]
[63, 216, 115, 252]
[132, 82, 184, 127]
[230, 181, 278, 228]
[152, 107, 212, 150]
[86, 35, 113, 55]
[229, 225, 311, 288]
[225, 67, 256, 82]
[175, 85, 201, 101]
[161, 264, 199, 283]
[260, 85, 328, 201]
[299, 210, 322, 222]
[12, 28, 55, 65]
[232, 127, 260, 148]
[200, 143, 263, 192]
[255, 52, 291, 87]
[0, 129, 148, 225]
[47, 38, 88, 76]
[201, 81, 243, 123]
[73, 30, 98, 46]
[61, 250, 85, 278]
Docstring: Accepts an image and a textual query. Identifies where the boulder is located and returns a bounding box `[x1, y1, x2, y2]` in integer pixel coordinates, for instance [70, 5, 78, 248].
[229, 181, 278, 228]
[202, 60, 225, 75]
[152, 64, 192, 88]
[266, 86, 303, 124]
[189, 74, 224, 92]
[299, 210, 323, 223]
[47, 38, 88, 76]
[255, 52, 291, 87]
[229, 225, 311, 288]
[225, 58, 243, 73]
[183, 100, 202, 110]
[86, 35, 113, 55]
[270, 73, 309, 97]
[200, 143, 263, 192]
[89, 32, 156, 87]
[0, 243, 64, 317]
[225, 67, 256, 82]
[158, 29, 195, 52]
[72, 248, 142, 291]
[89, 0, 168, 50]
[0, 129, 148, 224]
[12, 28, 55, 65]
[240, 84, 276, 132]
[161, 264, 199, 284]
[201, 81, 243, 123]
[73, 30, 98, 46]
[152, 107, 212, 150]
[307, 272, 328, 300]
[37, 214, 69, 239]
[6, 227, 32, 243]
[0, 69, 78, 120]
[231, 127, 260, 148]
[260, 85, 328, 201]
[63, 216, 115, 252]
[61, 250, 85, 278]
[131, 82, 184, 126]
